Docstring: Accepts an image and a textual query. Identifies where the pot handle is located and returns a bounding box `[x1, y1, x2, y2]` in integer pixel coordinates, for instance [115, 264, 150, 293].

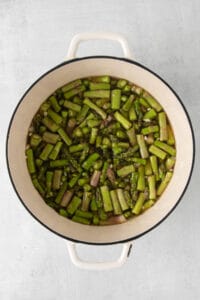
[67, 32, 132, 59]
[67, 241, 132, 270]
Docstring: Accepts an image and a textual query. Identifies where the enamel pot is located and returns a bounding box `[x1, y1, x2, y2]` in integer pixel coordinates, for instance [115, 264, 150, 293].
[6, 32, 195, 270]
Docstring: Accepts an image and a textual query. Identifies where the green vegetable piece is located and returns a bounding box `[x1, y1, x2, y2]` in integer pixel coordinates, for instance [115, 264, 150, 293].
[117, 79, 127, 88]
[124, 190, 135, 209]
[83, 98, 107, 119]
[63, 100, 81, 112]
[49, 159, 67, 168]
[145, 159, 153, 175]
[167, 125, 175, 145]
[147, 175, 156, 200]
[39, 143, 54, 161]
[126, 127, 137, 146]
[35, 158, 43, 167]
[139, 97, 149, 108]
[89, 128, 98, 144]
[46, 171, 53, 193]
[48, 141, 63, 160]
[131, 172, 138, 194]
[52, 170, 62, 190]
[55, 181, 68, 204]
[72, 215, 90, 225]
[57, 128, 72, 146]
[100, 186, 113, 212]
[114, 111, 132, 130]
[136, 134, 149, 158]
[149, 145, 167, 160]
[69, 144, 85, 153]
[134, 99, 143, 120]
[116, 189, 129, 211]
[122, 94, 134, 111]
[30, 134, 42, 147]
[59, 209, 69, 218]
[42, 117, 59, 132]
[42, 132, 59, 144]
[93, 215, 100, 225]
[61, 79, 82, 92]
[116, 130, 126, 139]
[32, 178, 45, 196]
[123, 211, 133, 219]
[82, 153, 100, 170]
[26, 148, 36, 174]
[150, 156, 159, 180]
[72, 127, 83, 138]
[132, 158, 147, 165]
[100, 161, 109, 184]
[81, 191, 91, 211]
[132, 192, 146, 214]
[143, 200, 154, 211]
[157, 172, 173, 196]
[38, 164, 48, 181]
[137, 165, 145, 191]
[158, 112, 168, 141]
[96, 136, 102, 148]
[110, 190, 122, 215]
[78, 178, 89, 186]
[64, 85, 86, 99]
[68, 174, 80, 188]
[95, 76, 110, 83]
[87, 119, 101, 128]
[84, 90, 110, 99]
[67, 196, 81, 215]
[123, 84, 131, 93]
[154, 140, 176, 156]
[143, 109, 157, 120]
[111, 89, 121, 110]
[39, 126, 46, 135]
[49, 96, 61, 112]
[75, 210, 93, 219]
[40, 101, 50, 113]
[117, 165, 135, 177]
[77, 104, 90, 123]
[129, 104, 137, 121]
[90, 199, 98, 212]
[143, 94, 162, 112]
[165, 157, 176, 170]
[89, 82, 110, 90]
[47, 108, 63, 125]
[93, 160, 103, 170]
[141, 126, 159, 135]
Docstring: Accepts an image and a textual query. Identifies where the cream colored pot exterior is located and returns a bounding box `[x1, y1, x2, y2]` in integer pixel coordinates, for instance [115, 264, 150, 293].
[7, 57, 194, 245]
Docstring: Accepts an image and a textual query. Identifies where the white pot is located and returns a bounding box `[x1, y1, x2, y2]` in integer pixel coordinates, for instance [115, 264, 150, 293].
[6, 33, 195, 270]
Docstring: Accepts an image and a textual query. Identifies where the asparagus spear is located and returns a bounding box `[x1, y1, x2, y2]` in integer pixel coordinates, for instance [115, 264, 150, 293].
[100, 186, 113, 212]
[26, 148, 36, 174]
[137, 165, 145, 191]
[111, 89, 121, 110]
[117, 165, 135, 177]
[67, 196, 81, 215]
[136, 134, 149, 158]
[147, 175, 156, 200]
[114, 111, 132, 130]
[157, 172, 173, 196]
[132, 192, 146, 215]
[110, 190, 122, 215]
[116, 189, 129, 211]
[83, 98, 107, 119]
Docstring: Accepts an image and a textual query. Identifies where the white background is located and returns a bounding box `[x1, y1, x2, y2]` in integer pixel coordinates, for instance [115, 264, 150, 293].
[1, 0, 199, 299]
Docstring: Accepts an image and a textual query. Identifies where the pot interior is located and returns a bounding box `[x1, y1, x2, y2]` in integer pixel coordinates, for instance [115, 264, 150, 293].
[7, 57, 194, 244]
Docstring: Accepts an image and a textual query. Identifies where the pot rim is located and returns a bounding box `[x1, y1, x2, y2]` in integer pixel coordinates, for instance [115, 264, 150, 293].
[6, 55, 195, 245]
